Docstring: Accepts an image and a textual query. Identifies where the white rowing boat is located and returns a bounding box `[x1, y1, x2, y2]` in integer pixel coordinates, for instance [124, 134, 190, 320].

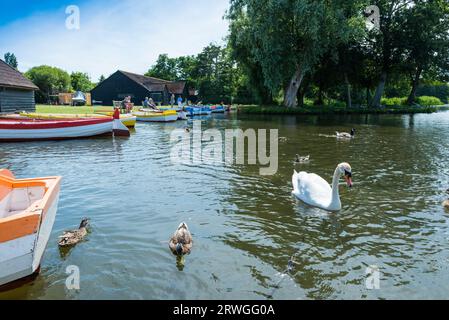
[0, 169, 62, 287]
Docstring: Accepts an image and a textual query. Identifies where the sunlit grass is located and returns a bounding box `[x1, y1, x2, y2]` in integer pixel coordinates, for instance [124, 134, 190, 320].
[35, 105, 114, 114]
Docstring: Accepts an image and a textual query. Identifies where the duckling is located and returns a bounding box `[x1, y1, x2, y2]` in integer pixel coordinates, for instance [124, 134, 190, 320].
[169, 222, 193, 256]
[58, 218, 90, 247]
[336, 128, 356, 139]
[443, 189, 449, 210]
[295, 154, 310, 164]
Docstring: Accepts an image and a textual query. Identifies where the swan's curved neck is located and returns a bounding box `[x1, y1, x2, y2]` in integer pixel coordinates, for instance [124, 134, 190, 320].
[331, 167, 341, 204]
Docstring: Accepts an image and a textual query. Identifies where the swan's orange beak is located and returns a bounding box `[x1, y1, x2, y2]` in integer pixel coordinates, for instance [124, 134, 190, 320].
[344, 174, 353, 188]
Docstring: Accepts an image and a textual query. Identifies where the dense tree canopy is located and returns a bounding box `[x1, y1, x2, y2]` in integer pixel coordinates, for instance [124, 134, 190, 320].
[227, 0, 368, 107]
[226, 0, 449, 107]
[70, 72, 94, 92]
[25, 66, 71, 103]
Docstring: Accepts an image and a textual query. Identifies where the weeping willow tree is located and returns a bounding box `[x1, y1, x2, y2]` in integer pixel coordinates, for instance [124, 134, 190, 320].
[227, 0, 367, 107]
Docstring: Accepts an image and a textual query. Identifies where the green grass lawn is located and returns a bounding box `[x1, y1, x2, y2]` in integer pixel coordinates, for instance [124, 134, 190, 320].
[36, 105, 114, 114]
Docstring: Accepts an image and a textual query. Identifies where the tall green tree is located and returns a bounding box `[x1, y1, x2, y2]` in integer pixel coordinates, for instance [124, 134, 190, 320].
[4, 52, 18, 69]
[25, 66, 71, 103]
[145, 54, 179, 80]
[366, 0, 412, 107]
[228, 9, 273, 104]
[71, 72, 94, 92]
[228, 0, 367, 107]
[402, 0, 449, 105]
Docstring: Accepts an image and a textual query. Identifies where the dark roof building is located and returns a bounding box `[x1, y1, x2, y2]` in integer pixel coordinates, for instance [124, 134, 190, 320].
[90, 70, 196, 106]
[0, 59, 39, 113]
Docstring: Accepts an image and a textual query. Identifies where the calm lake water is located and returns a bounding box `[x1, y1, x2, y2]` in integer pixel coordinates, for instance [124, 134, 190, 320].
[1, 111, 449, 300]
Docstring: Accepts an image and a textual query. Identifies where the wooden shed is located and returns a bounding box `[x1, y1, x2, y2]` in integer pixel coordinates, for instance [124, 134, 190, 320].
[0, 59, 39, 113]
[90, 70, 196, 106]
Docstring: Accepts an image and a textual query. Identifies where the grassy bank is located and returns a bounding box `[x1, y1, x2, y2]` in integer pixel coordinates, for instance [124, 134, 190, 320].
[35, 105, 114, 114]
[235, 104, 439, 115]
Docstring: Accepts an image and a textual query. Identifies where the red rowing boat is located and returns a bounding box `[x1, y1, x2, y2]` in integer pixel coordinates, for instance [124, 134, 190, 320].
[0, 109, 130, 142]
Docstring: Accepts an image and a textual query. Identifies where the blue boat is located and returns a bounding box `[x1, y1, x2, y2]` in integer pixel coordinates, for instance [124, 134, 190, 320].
[211, 105, 226, 113]
[185, 106, 212, 117]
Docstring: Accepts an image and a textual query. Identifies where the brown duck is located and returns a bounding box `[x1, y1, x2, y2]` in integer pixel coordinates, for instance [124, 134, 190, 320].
[58, 218, 90, 247]
[169, 223, 193, 256]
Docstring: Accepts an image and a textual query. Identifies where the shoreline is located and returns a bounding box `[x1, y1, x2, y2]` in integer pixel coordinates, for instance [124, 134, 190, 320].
[235, 105, 448, 115]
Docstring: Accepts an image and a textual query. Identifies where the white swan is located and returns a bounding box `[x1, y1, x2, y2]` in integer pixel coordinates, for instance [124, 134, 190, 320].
[336, 129, 355, 139]
[292, 163, 353, 211]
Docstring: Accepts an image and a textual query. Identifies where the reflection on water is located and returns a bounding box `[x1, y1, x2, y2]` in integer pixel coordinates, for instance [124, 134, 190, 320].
[1, 112, 449, 300]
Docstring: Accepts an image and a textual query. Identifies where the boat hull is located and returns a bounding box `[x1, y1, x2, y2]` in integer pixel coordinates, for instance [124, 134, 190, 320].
[134, 111, 178, 123]
[177, 111, 188, 120]
[211, 106, 226, 113]
[185, 107, 213, 117]
[0, 171, 61, 287]
[0, 118, 129, 142]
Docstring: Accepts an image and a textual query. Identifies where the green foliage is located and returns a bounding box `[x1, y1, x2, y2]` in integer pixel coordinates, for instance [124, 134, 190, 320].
[416, 96, 443, 106]
[4, 52, 18, 69]
[381, 96, 443, 106]
[381, 97, 407, 106]
[228, 0, 368, 106]
[25, 66, 71, 103]
[145, 54, 180, 81]
[417, 83, 449, 103]
[71, 72, 94, 92]
[145, 45, 245, 104]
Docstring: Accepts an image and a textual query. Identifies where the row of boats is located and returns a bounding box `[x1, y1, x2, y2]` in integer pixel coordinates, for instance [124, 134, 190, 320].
[0, 105, 228, 142]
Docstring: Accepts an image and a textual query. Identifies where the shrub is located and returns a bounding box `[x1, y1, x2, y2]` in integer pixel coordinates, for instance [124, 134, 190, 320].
[416, 96, 443, 106]
[381, 97, 407, 106]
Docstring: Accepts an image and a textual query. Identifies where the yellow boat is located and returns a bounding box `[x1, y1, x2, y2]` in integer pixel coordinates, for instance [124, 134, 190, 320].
[20, 112, 137, 128]
[133, 110, 178, 122]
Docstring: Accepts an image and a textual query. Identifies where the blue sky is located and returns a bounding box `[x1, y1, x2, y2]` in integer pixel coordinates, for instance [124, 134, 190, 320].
[0, 0, 230, 80]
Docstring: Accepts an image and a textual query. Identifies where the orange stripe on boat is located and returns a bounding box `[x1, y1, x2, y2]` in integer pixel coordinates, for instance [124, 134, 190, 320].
[0, 213, 40, 243]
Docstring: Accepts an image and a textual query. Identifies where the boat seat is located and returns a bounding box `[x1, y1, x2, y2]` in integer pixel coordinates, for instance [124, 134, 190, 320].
[0, 186, 45, 219]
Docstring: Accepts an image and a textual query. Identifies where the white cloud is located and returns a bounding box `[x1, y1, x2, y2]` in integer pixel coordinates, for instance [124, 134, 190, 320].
[0, 0, 230, 81]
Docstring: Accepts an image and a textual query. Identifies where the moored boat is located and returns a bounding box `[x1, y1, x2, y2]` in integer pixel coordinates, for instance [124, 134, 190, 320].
[92, 112, 137, 128]
[20, 112, 137, 128]
[177, 111, 188, 120]
[185, 106, 212, 117]
[133, 110, 178, 122]
[0, 169, 62, 287]
[210, 105, 226, 113]
[0, 109, 129, 142]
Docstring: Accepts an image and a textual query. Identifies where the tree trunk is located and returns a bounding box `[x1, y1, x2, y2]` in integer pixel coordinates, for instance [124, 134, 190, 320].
[366, 88, 372, 107]
[407, 67, 422, 105]
[297, 87, 305, 107]
[315, 85, 324, 106]
[283, 67, 304, 108]
[344, 73, 352, 109]
[370, 72, 387, 108]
